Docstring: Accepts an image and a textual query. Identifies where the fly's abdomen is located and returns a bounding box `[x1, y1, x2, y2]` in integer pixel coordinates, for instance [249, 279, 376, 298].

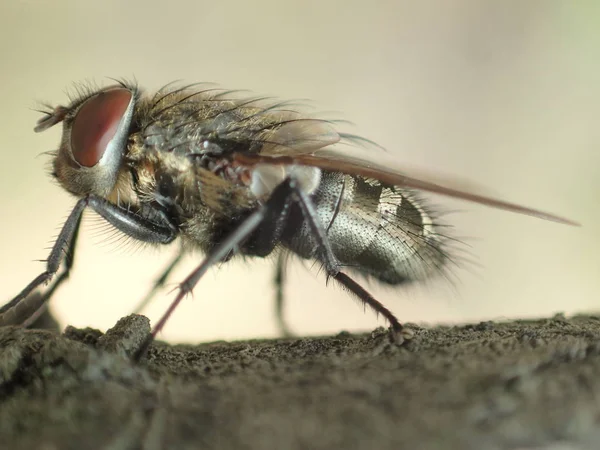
[283, 171, 448, 284]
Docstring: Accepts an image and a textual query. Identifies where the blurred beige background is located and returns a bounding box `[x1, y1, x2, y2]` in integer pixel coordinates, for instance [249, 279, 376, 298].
[0, 0, 598, 343]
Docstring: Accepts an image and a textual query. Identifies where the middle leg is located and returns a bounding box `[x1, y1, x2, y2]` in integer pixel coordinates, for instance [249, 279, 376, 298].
[132, 244, 186, 314]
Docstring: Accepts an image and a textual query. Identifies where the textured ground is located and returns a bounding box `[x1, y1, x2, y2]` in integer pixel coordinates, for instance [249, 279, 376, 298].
[1, 313, 600, 450]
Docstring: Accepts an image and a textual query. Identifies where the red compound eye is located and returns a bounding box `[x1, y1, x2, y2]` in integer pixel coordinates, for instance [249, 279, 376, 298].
[70, 88, 132, 167]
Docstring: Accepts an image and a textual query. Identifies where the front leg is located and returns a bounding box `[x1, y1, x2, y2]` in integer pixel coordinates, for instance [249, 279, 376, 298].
[1, 195, 178, 327]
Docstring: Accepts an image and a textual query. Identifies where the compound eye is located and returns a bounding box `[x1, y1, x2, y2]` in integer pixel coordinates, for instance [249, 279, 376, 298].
[70, 88, 132, 167]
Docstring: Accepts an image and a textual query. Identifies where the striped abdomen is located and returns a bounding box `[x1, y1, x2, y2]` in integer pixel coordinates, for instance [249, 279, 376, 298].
[282, 171, 448, 284]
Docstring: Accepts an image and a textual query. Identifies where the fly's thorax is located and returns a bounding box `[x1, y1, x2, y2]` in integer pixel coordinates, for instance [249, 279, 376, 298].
[125, 138, 253, 239]
[49, 87, 137, 197]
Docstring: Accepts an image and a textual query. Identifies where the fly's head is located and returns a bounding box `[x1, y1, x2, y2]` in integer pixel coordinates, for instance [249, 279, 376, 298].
[36, 83, 138, 198]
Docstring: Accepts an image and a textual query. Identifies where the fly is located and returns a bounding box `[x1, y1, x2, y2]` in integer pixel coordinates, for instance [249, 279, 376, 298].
[1, 80, 578, 359]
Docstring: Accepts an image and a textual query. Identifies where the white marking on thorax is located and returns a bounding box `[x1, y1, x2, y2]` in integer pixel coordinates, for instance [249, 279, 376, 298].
[250, 164, 322, 200]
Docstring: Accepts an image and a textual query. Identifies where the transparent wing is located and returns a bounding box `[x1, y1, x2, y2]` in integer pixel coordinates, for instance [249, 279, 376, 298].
[137, 85, 577, 226]
[236, 136, 578, 225]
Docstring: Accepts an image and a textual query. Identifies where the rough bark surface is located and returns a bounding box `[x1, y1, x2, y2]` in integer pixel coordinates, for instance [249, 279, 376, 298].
[1, 313, 600, 450]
